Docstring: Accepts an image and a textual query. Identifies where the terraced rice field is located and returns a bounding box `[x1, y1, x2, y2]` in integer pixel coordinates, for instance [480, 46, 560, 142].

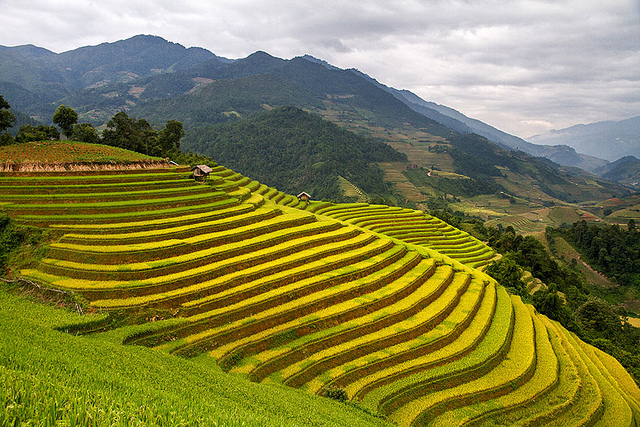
[3, 164, 640, 426]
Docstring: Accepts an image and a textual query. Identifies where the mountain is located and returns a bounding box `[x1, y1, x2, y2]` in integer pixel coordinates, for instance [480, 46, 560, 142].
[528, 116, 640, 162]
[594, 155, 640, 188]
[0, 35, 630, 205]
[184, 106, 407, 202]
[0, 35, 229, 115]
[375, 84, 609, 172]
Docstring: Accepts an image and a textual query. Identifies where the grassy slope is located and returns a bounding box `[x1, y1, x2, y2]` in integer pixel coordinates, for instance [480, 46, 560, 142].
[0, 288, 390, 427]
[0, 141, 162, 165]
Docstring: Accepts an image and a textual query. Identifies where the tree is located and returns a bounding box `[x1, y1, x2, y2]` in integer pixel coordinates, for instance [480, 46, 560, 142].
[71, 123, 99, 144]
[102, 111, 161, 156]
[485, 254, 526, 295]
[0, 95, 16, 145]
[16, 125, 59, 143]
[52, 105, 78, 138]
[158, 120, 184, 155]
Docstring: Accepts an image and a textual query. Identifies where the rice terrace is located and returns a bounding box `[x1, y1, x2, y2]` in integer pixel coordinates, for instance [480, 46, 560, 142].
[1, 141, 640, 426]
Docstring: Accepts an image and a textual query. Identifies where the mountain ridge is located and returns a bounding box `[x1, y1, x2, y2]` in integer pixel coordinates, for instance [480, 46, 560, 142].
[527, 116, 640, 162]
[0, 34, 631, 205]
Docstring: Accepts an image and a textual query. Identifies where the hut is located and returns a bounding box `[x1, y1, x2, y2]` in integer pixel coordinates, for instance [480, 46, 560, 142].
[297, 191, 311, 202]
[191, 165, 213, 182]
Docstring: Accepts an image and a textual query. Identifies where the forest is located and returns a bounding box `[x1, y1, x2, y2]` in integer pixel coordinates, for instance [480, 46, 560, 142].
[558, 219, 640, 286]
[183, 106, 407, 202]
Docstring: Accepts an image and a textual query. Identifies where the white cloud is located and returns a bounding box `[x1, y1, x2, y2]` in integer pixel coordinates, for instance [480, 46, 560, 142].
[1, 0, 639, 137]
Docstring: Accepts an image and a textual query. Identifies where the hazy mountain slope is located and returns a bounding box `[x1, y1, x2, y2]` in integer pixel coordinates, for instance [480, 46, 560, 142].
[528, 116, 640, 162]
[382, 86, 609, 172]
[594, 156, 640, 187]
[51, 35, 225, 91]
[0, 35, 629, 206]
[127, 52, 455, 136]
[0, 48, 69, 109]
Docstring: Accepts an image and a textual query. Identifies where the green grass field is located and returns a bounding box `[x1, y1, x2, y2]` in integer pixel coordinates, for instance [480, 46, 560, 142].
[0, 288, 390, 427]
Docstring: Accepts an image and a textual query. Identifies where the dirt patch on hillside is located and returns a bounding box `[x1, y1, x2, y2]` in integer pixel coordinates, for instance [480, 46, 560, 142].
[0, 160, 172, 173]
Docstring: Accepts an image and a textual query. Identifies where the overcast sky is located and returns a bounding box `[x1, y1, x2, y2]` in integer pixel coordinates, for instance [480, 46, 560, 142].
[1, 0, 639, 138]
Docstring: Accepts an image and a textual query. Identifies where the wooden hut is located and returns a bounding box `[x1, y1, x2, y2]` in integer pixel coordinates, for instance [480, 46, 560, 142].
[191, 165, 213, 182]
[297, 191, 311, 202]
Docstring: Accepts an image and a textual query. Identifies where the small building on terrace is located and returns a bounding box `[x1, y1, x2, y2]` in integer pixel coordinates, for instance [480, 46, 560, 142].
[191, 164, 213, 182]
[297, 191, 311, 202]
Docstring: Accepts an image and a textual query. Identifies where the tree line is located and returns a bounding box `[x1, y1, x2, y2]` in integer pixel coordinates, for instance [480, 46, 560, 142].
[557, 219, 640, 287]
[0, 95, 183, 158]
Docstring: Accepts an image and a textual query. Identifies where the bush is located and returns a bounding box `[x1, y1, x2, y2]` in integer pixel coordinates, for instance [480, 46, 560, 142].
[324, 387, 349, 402]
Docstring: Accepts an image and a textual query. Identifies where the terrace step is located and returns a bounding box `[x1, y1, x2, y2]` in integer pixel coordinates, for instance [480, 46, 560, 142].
[87, 225, 368, 305]
[568, 330, 635, 427]
[24, 218, 350, 299]
[4, 190, 228, 216]
[428, 306, 559, 426]
[14, 197, 240, 227]
[0, 184, 211, 204]
[215, 257, 437, 373]
[56, 206, 282, 246]
[313, 276, 494, 397]
[388, 295, 535, 426]
[359, 285, 514, 415]
[45, 209, 318, 264]
[46, 202, 255, 234]
[485, 316, 582, 427]
[347, 281, 497, 403]
[309, 203, 495, 269]
[0, 178, 197, 195]
[246, 265, 461, 384]
[279, 271, 476, 389]
[134, 240, 405, 355]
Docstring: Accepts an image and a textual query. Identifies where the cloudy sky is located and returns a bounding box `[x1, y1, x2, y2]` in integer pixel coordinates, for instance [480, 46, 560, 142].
[1, 0, 639, 138]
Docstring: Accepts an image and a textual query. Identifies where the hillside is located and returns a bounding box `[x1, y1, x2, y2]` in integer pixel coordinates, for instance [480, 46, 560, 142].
[183, 106, 406, 202]
[0, 287, 387, 427]
[2, 34, 629, 216]
[0, 140, 166, 171]
[2, 143, 640, 426]
[361, 75, 610, 172]
[0, 35, 228, 113]
[594, 156, 640, 188]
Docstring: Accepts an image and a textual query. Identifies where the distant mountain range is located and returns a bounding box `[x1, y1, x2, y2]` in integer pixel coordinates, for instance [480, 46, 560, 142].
[0, 35, 632, 203]
[528, 116, 640, 162]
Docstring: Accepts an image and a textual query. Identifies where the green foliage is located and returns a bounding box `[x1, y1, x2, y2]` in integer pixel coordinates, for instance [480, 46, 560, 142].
[71, 123, 99, 144]
[559, 220, 640, 286]
[52, 105, 78, 138]
[485, 254, 526, 296]
[158, 120, 184, 155]
[0, 214, 43, 274]
[101, 111, 185, 158]
[0, 95, 16, 145]
[325, 387, 349, 403]
[16, 124, 59, 143]
[102, 112, 160, 156]
[0, 214, 24, 272]
[183, 106, 406, 202]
